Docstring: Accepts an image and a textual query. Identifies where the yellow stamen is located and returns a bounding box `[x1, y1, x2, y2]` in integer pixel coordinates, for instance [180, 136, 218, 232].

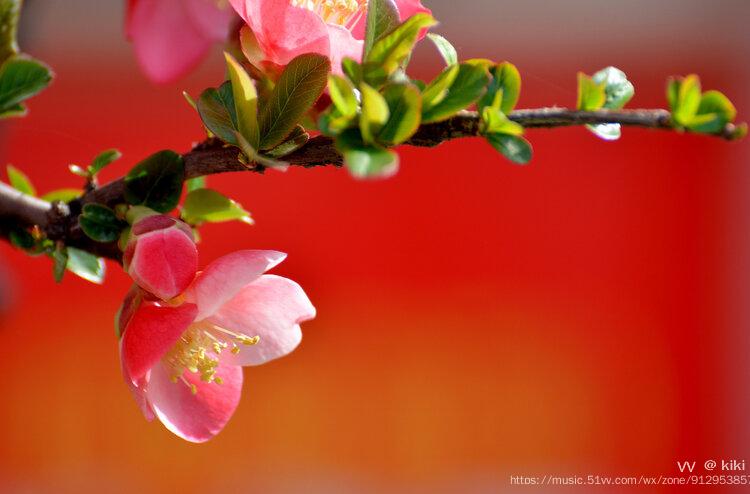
[290, 0, 366, 28]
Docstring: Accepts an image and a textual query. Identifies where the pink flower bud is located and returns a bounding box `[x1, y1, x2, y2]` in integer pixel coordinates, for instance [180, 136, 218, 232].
[123, 215, 198, 301]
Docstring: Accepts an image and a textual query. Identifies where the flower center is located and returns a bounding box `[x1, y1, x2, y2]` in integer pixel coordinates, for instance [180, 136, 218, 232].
[290, 0, 367, 29]
[163, 321, 259, 394]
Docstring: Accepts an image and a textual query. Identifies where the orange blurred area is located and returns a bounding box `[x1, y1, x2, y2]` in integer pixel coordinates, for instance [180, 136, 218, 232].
[0, 1, 749, 493]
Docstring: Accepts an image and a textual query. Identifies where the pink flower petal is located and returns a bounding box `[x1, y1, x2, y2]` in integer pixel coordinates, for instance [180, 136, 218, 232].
[146, 359, 243, 443]
[326, 24, 365, 72]
[230, 0, 331, 66]
[128, 0, 229, 83]
[208, 274, 316, 366]
[127, 226, 198, 301]
[183, 0, 235, 42]
[121, 302, 198, 384]
[119, 339, 155, 422]
[186, 250, 287, 320]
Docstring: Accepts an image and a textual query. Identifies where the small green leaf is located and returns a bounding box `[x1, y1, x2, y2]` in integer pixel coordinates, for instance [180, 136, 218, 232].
[234, 131, 289, 170]
[378, 82, 422, 145]
[337, 130, 399, 178]
[587, 123, 622, 141]
[0, 101, 24, 118]
[328, 74, 358, 118]
[0, 0, 21, 65]
[426, 33, 458, 66]
[41, 188, 80, 203]
[66, 247, 105, 284]
[182, 188, 253, 225]
[258, 53, 330, 150]
[478, 62, 521, 115]
[9, 228, 33, 249]
[359, 82, 390, 144]
[6, 164, 35, 195]
[68, 164, 88, 177]
[421, 64, 460, 109]
[52, 244, 68, 283]
[186, 176, 206, 192]
[687, 90, 737, 134]
[182, 90, 197, 111]
[88, 149, 121, 176]
[668, 74, 701, 127]
[225, 52, 260, 149]
[79, 204, 123, 242]
[576, 72, 606, 111]
[481, 107, 523, 136]
[342, 58, 362, 84]
[0, 55, 53, 113]
[197, 81, 239, 145]
[363, 0, 400, 58]
[592, 66, 634, 110]
[364, 13, 437, 86]
[486, 133, 533, 165]
[422, 63, 489, 123]
[124, 150, 185, 213]
[266, 126, 310, 158]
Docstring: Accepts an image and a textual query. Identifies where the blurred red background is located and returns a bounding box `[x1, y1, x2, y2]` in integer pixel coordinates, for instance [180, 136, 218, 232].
[0, 1, 748, 492]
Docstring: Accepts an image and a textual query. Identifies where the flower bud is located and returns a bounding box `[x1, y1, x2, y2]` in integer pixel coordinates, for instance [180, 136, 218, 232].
[123, 214, 198, 301]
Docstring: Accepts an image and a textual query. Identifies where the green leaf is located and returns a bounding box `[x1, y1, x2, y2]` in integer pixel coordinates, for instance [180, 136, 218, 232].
[359, 82, 390, 144]
[328, 74, 358, 118]
[592, 66, 634, 110]
[258, 53, 330, 150]
[481, 107, 523, 136]
[422, 63, 489, 123]
[426, 33, 458, 66]
[68, 164, 88, 177]
[266, 126, 310, 158]
[9, 228, 33, 249]
[234, 131, 289, 170]
[225, 52, 259, 149]
[6, 164, 35, 195]
[79, 204, 123, 242]
[197, 81, 239, 145]
[364, 13, 437, 86]
[687, 90, 737, 134]
[421, 64, 459, 109]
[0, 101, 24, 118]
[363, 0, 400, 58]
[41, 188, 80, 203]
[0, 0, 21, 65]
[88, 149, 121, 176]
[668, 74, 701, 127]
[182, 188, 253, 225]
[52, 244, 68, 283]
[587, 123, 622, 141]
[186, 176, 206, 192]
[66, 247, 105, 284]
[124, 150, 185, 213]
[342, 57, 362, 84]
[378, 82, 422, 145]
[0, 55, 53, 113]
[337, 130, 399, 178]
[486, 133, 532, 164]
[478, 62, 521, 115]
[576, 72, 606, 111]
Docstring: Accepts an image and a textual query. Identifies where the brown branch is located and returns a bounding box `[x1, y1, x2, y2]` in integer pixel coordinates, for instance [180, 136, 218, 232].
[0, 108, 741, 262]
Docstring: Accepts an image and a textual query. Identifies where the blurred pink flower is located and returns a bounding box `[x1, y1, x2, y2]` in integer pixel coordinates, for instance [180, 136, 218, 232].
[229, 0, 432, 73]
[123, 214, 198, 302]
[126, 0, 236, 83]
[118, 250, 315, 442]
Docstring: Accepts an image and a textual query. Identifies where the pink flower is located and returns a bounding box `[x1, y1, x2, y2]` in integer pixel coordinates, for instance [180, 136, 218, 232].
[123, 214, 198, 302]
[126, 0, 236, 83]
[229, 0, 432, 73]
[119, 250, 316, 442]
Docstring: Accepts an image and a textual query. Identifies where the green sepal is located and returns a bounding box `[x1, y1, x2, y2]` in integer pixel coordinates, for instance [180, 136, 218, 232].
[124, 150, 185, 213]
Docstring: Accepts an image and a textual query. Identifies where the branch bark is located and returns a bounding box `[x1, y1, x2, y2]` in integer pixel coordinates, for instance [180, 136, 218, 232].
[0, 108, 741, 262]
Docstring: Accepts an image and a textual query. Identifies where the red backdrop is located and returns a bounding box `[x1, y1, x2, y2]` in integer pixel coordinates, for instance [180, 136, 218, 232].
[0, 1, 748, 492]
